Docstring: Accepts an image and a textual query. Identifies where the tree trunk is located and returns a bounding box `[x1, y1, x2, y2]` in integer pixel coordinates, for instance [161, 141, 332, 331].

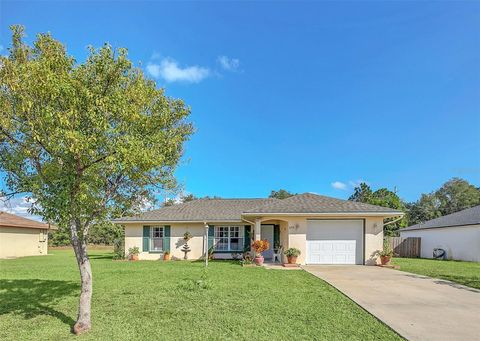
[71, 232, 93, 334]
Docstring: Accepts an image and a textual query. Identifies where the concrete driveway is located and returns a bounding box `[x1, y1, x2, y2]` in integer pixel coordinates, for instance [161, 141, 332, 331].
[303, 265, 480, 341]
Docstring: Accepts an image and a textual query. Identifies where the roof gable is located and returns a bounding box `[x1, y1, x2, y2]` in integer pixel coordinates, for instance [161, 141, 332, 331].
[243, 193, 402, 214]
[115, 193, 402, 223]
[401, 205, 480, 231]
[0, 211, 51, 229]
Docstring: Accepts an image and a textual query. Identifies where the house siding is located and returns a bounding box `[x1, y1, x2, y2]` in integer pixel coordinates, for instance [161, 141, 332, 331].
[400, 224, 480, 262]
[0, 226, 49, 259]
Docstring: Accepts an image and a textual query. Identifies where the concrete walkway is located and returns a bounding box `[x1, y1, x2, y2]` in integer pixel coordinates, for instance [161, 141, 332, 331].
[303, 265, 480, 341]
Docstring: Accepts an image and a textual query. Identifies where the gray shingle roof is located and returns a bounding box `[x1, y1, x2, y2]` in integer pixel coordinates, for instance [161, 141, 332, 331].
[401, 205, 480, 231]
[114, 198, 278, 222]
[115, 193, 403, 223]
[243, 193, 403, 214]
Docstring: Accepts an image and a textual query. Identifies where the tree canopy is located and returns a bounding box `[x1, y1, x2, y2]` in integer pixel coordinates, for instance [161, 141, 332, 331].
[349, 183, 407, 236]
[0, 26, 193, 334]
[407, 178, 480, 225]
[269, 189, 296, 199]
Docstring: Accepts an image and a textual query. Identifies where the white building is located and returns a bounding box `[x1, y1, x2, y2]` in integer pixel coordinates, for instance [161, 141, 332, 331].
[400, 206, 480, 262]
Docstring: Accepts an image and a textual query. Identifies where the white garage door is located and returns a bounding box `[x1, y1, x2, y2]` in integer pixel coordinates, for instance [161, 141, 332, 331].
[306, 220, 363, 265]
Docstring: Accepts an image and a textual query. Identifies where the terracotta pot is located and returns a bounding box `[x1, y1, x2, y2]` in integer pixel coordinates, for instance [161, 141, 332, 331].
[163, 253, 171, 261]
[130, 254, 139, 261]
[287, 256, 297, 264]
[380, 255, 391, 265]
[254, 255, 264, 266]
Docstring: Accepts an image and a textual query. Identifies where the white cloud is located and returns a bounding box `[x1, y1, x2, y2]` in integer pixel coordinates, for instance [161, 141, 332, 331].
[217, 55, 240, 72]
[0, 195, 43, 221]
[331, 181, 347, 190]
[147, 58, 210, 83]
[349, 179, 368, 188]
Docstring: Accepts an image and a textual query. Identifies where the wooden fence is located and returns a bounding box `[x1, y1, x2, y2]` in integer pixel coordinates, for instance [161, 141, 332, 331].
[388, 237, 421, 258]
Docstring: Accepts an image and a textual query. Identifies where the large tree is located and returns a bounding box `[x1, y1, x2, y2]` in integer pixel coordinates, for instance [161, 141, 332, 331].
[407, 178, 480, 225]
[349, 183, 407, 236]
[0, 26, 193, 334]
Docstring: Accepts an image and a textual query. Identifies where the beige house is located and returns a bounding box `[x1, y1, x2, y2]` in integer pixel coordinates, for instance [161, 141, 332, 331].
[115, 193, 403, 265]
[0, 211, 56, 259]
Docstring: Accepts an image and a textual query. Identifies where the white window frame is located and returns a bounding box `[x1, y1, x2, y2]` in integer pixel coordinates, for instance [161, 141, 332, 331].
[150, 226, 164, 252]
[214, 226, 243, 251]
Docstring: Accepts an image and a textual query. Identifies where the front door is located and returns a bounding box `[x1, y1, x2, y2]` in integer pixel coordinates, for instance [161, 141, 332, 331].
[261, 224, 274, 260]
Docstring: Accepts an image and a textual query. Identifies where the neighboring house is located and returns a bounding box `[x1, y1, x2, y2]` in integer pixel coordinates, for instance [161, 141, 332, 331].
[0, 211, 57, 259]
[400, 205, 480, 262]
[115, 193, 402, 265]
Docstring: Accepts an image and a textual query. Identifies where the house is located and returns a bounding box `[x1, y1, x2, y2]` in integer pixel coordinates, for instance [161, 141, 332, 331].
[114, 193, 403, 265]
[400, 205, 480, 262]
[0, 211, 56, 259]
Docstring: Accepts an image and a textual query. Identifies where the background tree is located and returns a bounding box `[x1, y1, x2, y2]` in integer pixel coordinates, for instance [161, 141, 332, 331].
[269, 189, 296, 199]
[0, 26, 193, 334]
[162, 193, 221, 206]
[349, 183, 407, 236]
[407, 178, 480, 225]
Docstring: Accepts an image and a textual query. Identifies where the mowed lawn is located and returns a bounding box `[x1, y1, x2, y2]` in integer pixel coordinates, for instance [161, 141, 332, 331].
[0, 249, 401, 341]
[392, 257, 480, 289]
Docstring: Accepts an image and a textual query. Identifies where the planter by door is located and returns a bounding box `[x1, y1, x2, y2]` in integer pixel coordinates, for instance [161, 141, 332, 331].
[380, 255, 391, 265]
[255, 255, 264, 266]
[287, 256, 297, 264]
[130, 254, 139, 261]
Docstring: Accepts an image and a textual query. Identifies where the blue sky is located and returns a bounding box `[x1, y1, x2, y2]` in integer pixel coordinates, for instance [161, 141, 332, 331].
[1, 1, 479, 218]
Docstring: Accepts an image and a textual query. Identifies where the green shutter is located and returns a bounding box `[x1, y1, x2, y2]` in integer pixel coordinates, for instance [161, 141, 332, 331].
[274, 225, 280, 249]
[244, 225, 251, 251]
[208, 225, 214, 251]
[143, 226, 150, 252]
[163, 225, 171, 252]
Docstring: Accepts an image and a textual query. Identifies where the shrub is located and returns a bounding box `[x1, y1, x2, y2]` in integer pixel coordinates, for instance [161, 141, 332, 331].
[251, 239, 270, 255]
[112, 238, 125, 260]
[284, 248, 301, 257]
[128, 246, 140, 256]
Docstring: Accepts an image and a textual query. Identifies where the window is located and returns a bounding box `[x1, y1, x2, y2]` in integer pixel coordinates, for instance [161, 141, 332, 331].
[150, 226, 164, 251]
[214, 226, 243, 251]
[39, 229, 47, 242]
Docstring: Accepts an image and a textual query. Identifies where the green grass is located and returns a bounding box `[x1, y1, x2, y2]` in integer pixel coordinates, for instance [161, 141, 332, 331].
[0, 249, 401, 340]
[391, 257, 480, 289]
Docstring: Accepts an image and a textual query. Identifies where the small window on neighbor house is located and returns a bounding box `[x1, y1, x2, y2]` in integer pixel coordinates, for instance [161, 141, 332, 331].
[39, 230, 47, 242]
[150, 226, 164, 251]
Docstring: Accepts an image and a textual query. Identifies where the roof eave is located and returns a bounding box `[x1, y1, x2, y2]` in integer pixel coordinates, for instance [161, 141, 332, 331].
[241, 211, 404, 217]
[113, 219, 246, 224]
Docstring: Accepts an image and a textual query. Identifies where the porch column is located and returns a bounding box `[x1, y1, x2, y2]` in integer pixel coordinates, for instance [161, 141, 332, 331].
[254, 218, 261, 240]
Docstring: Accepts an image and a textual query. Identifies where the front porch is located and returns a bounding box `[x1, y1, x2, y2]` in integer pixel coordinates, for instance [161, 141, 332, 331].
[253, 218, 290, 263]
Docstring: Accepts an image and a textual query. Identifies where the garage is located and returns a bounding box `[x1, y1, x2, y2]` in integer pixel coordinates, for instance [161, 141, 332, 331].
[306, 219, 364, 265]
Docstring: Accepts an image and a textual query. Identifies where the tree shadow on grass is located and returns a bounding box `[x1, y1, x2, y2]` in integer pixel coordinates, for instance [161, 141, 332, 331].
[0, 279, 78, 327]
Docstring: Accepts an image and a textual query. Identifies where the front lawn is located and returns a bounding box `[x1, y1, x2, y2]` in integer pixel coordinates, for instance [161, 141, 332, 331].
[0, 249, 401, 340]
[391, 257, 480, 289]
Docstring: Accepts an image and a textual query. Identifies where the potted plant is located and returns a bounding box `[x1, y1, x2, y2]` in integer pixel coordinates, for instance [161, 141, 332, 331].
[128, 246, 140, 261]
[378, 240, 394, 265]
[284, 248, 301, 264]
[163, 251, 171, 261]
[251, 239, 270, 265]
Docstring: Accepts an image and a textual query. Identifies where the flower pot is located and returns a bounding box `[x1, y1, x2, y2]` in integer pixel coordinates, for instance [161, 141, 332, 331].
[163, 253, 171, 261]
[380, 255, 391, 265]
[254, 255, 264, 266]
[130, 254, 139, 261]
[287, 256, 297, 264]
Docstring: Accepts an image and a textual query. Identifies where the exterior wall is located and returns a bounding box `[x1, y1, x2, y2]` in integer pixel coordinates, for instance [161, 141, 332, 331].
[0, 227, 49, 259]
[400, 225, 480, 262]
[258, 216, 384, 265]
[124, 216, 387, 264]
[124, 222, 241, 260]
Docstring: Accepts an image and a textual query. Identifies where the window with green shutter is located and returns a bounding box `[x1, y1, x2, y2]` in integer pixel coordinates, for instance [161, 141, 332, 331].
[143, 226, 150, 252]
[163, 225, 171, 252]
